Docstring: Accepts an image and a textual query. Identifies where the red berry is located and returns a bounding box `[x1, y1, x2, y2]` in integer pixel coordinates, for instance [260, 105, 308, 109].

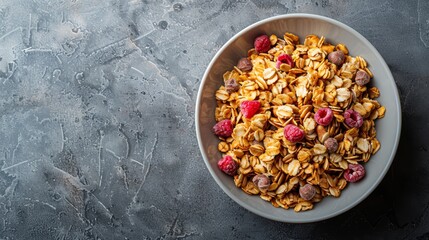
[254, 35, 271, 53]
[217, 155, 238, 176]
[213, 119, 233, 138]
[299, 184, 316, 200]
[240, 100, 260, 118]
[276, 53, 294, 68]
[344, 163, 366, 182]
[314, 107, 334, 126]
[344, 109, 364, 128]
[283, 124, 305, 143]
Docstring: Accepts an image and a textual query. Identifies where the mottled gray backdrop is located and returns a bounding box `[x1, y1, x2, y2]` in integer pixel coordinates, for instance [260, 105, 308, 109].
[0, 0, 428, 239]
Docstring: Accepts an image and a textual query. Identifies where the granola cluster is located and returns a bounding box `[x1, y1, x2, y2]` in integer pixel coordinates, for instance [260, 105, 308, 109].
[213, 32, 385, 212]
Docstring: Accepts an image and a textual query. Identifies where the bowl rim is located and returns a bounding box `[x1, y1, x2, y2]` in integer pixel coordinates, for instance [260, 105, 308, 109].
[195, 13, 402, 223]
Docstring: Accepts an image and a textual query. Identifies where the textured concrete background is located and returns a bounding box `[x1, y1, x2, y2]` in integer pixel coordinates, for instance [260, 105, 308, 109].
[0, 0, 427, 239]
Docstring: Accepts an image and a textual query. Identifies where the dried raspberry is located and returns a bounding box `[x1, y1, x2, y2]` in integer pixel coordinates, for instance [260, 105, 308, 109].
[299, 184, 316, 200]
[240, 100, 260, 118]
[327, 50, 346, 66]
[217, 155, 238, 176]
[355, 69, 370, 86]
[283, 124, 305, 143]
[314, 107, 334, 126]
[252, 174, 270, 191]
[237, 58, 253, 72]
[225, 78, 240, 93]
[213, 119, 233, 138]
[344, 109, 364, 128]
[344, 163, 366, 182]
[324, 137, 338, 153]
[276, 53, 294, 69]
[254, 35, 271, 53]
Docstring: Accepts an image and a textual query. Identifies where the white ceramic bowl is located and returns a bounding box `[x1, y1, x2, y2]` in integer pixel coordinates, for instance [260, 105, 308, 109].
[195, 14, 401, 223]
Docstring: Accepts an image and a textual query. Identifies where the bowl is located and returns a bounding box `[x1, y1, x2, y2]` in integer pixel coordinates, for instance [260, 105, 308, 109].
[195, 13, 401, 223]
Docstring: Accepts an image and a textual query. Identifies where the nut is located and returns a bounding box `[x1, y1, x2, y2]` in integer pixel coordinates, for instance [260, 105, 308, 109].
[328, 50, 346, 66]
[252, 174, 271, 191]
[237, 58, 253, 72]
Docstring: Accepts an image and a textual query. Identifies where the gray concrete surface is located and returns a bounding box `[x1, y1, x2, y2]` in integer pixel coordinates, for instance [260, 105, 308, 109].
[0, 0, 427, 239]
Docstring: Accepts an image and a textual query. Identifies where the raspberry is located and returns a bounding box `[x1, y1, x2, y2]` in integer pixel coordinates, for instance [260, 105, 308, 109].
[355, 69, 370, 86]
[314, 107, 334, 126]
[344, 163, 366, 182]
[344, 109, 364, 128]
[213, 119, 233, 138]
[327, 50, 346, 66]
[276, 53, 294, 69]
[217, 155, 238, 176]
[299, 184, 316, 200]
[252, 174, 270, 191]
[283, 124, 305, 143]
[324, 137, 338, 153]
[237, 58, 253, 72]
[225, 78, 240, 93]
[240, 100, 260, 118]
[254, 35, 271, 53]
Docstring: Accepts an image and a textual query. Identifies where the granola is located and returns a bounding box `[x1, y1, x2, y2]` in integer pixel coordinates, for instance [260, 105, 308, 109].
[213, 32, 385, 212]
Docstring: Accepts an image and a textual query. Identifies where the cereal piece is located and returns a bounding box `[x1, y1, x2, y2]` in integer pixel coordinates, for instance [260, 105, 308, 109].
[357, 138, 370, 153]
[276, 105, 294, 119]
[225, 78, 240, 93]
[314, 107, 334, 126]
[279, 63, 291, 72]
[335, 43, 349, 55]
[252, 174, 271, 191]
[368, 87, 380, 98]
[303, 118, 316, 134]
[329, 153, 342, 163]
[213, 119, 233, 138]
[249, 144, 264, 156]
[240, 100, 260, 118]
[297, 148, 312, 162]
[327, 50, 346, 66]
[316, 125, 329, 143]
[232, 124, 247, 138]
[269, 34, 278, 45]
[336, 88, 351, 102]
[215, 89, 229, 101]
[307, 48, 325, 61]
[344, 163, 366, 182]
[299, 184, 316, 200]
[313, 143, 327, 155]
[254, 35, 271, 53]
[344, 109, 364, 128]
[218, 142, 229, 152]
[217, 155, 238, 176]
[284, 32, 299, 45]
[254, 129, 265, 141]
[377, 106, 386, 118]
[355, 69, 370, 86]
[284, 124, 305, 143]
[263, 67, 276, 79]
[287, 159, 301, 176]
